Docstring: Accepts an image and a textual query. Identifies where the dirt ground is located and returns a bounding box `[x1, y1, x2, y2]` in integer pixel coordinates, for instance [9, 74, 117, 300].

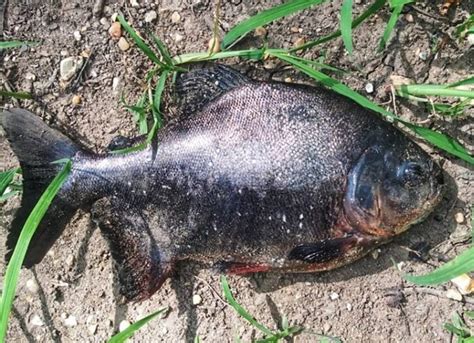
[0, 0, 473, 342]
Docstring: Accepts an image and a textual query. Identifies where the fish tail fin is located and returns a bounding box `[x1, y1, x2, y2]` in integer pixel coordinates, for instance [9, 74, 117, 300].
[2, 108, 82, 267]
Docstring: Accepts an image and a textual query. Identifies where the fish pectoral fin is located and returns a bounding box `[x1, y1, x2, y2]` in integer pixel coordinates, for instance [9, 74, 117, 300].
[288, 236, 357, 264]
[175, 64, 250, 115]
[91, 198, 173, 302]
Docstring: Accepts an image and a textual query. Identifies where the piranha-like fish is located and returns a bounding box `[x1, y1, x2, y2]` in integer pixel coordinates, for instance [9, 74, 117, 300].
[2, 65, 444, 301]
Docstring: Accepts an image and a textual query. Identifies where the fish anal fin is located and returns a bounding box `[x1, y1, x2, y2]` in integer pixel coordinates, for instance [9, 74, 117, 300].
[91, 198, 172, 301]
[175, 64, 250, 115]
[214, 261, 271, 275]
[288, 236, 357, 264]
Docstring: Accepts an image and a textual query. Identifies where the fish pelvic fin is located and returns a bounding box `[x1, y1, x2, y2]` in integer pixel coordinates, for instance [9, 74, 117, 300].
[2, 108, 83, 267]
[175, 64, 250, 115]
[91, 198, 173, 301]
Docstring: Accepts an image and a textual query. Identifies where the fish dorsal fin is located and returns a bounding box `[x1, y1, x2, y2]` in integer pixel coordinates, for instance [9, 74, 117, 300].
[175, 64, 250, 115]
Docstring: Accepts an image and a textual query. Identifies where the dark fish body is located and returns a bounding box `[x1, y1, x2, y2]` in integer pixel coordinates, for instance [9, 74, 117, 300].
[2, 65, 444, 301]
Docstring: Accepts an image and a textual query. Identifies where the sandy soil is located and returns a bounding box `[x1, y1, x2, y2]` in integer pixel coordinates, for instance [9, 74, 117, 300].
[0, 0, 473, 342]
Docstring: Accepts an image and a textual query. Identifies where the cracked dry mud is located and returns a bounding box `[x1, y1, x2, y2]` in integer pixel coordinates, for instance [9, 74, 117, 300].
[0, 0, 473, 342]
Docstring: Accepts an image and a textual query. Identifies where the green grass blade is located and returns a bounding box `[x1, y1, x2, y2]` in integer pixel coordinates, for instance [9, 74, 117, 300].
[173, 48, 267, 65]
[397, 84, 474, 98]
[220, 276, 274, 337]
[0, 168, 20, 196]
[108, 308, 167, 343]
[0, 41, 38, 50]
[404, 246, 474, 285]
[291, 0, 387, 52]
[340, 0, 354, 54]
[448, 76, 474, 87]
[151, 34, 174, 67]
[117, 15, 164, 67]
[147, 69, 169, 144]
[222, 0, 326, 49]
[378, 4, 404, 51]
[270, 51, 474, 165]
[0, 90, 32, 100]
[0, 160, 71, 342]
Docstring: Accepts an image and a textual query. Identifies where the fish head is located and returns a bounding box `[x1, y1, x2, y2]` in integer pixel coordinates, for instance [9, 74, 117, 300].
[343, 140, 444, 239]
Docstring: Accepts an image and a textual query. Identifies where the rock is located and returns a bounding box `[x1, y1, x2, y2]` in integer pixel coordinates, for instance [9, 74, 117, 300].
[26, 279, 39, 293]
[173, 33, 184, 43]
[88, 324, 98, 335]
[405, 13, 414, 22]
[293, 37, 305, 48]
[454, 212, 464, 224]
[73, 31, 81, 41]
[130, 0, 139, 7]
[346, 303, 352, 311]
[192, 294, 202, 305]
[145, 10, 157, 23]
[60, 56, 84, 82]
[93, 0, 105, 16]
[171, 12, 181, 23]
[109, 21, 122, 39]
[365, 83, 374, 94]
[208, 36, 220, 53]
[112, 77, 122, 93]
[329, 292, 339, 300]
[119, 320, 130, 332]
[25, 72, 37, 82]
[467, 34, 474, 47]
[100, 17, 110, 30]
[255, 26, 267, 37]
[118, 37, 130, 51]
[30, 314, 44, 327]
[446, 289, 463, 301]
[64, 315, 78, 327]
[72, 95, 81, 105]
[66, 254, 75, 267]
[323, 322, 332, 332]
[418, 51, 428, 61]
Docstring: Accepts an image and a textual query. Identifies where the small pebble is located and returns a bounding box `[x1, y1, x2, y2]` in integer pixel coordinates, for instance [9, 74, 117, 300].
[173, 33, 184, 43]
[112, 77, 122, 93]
[73, 30, 82, 41]
[208, 36, 220, 53]
[323, 323, 332, 332]
[255, 26, 267, 37]
[118, 37, 130, 51]
[405, 13, 414, 22]
[418, 51, 428, 61]
[293, 37, 305, 48]
[145, 10, 157, 23]
[92, 0, 105, 16]
[109, 21, 122, 39]
[60, 56, 84, 81]
[454, 212, 465, 224]
[171, 12, 181, 23]
[100, 17, 110, 29]
[119, 320, 130, 332]
[467, 33, 474, 47]
[111, 12, 118, 22]
[290, 26, 300, 33]
[284, 77, 292, 83]
[66, 254, 75, 267]
[25, 72, 36, 82]
[26, 279, 39, 293]
[446, 289, 463, 302]
[71, 95, 81, 105]
[64, 315, 77, 327]
[130, 0, 139, 7]
[329, 292, 339, 300]
[346, 303, 352, 311]
[30, 314, 44, 327]
[88, 324, 98, 335]
[192, 294, 202, 305]
[365, 82, 374, 94]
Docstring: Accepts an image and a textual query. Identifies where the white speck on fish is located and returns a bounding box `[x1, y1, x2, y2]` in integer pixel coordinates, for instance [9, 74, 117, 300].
[282, 214, 287, 223]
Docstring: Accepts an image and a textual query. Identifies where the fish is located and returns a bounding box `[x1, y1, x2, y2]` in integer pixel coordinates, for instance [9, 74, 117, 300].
[1, 65, 444, 301]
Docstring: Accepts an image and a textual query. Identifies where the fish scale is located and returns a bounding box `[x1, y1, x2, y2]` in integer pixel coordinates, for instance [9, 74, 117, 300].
[2, 64, 443, 301]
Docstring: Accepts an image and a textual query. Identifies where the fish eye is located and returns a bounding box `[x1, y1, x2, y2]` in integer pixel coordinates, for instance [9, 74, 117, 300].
[398, 162, 427, 188]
